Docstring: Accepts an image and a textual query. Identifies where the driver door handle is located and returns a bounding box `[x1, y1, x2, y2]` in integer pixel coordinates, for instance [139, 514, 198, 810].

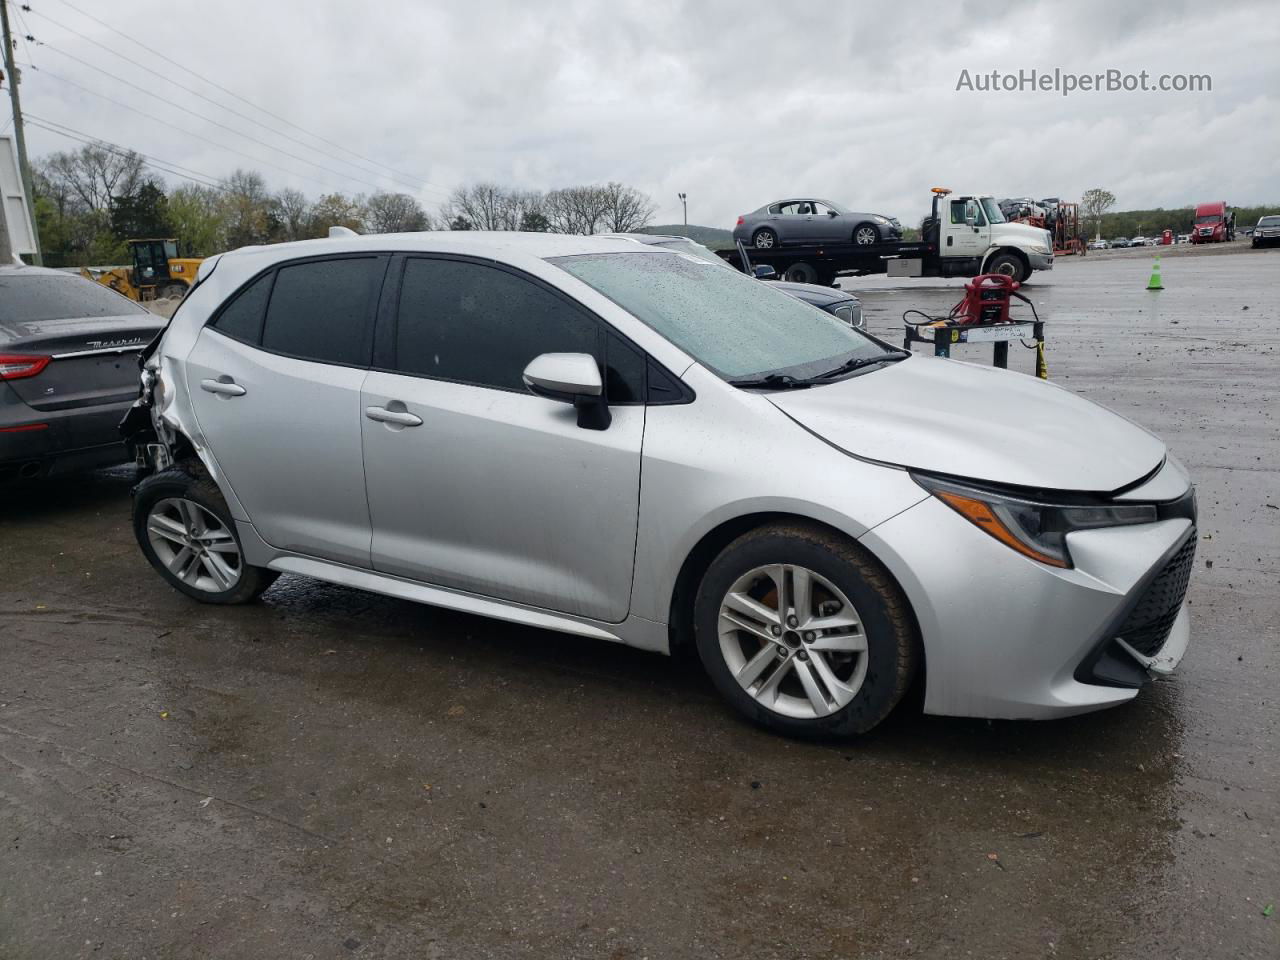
[200, 378, 246, 397]
[365, 405, 423, 427]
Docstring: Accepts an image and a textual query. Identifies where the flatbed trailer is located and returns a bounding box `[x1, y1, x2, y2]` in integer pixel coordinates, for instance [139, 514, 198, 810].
[720, 188, 1055, 286]
[719, 239, 960, 286]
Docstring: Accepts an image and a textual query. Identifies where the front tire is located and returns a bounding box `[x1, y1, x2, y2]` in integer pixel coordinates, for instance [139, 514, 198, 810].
[752, 228, 778, 249]
[853, 223, 879, 245]
[693, 523, 918, 738]
[985, 251, 1028, 283]
[133, 467, 278, 604]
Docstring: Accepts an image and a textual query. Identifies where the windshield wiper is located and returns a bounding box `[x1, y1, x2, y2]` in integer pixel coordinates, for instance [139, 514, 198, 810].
[727, 373, 814, 390]
[813, 350, 911, 380]
[730, 351, 910, 390]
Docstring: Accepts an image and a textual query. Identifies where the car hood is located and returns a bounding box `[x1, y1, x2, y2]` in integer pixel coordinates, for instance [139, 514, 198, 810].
[771, 280, 857, 306]
[766, 356, 1166, 493]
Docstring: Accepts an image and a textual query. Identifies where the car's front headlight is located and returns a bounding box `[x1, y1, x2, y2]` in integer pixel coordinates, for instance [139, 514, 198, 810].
[912, 473, 1157, 568]
[1029, 243, 1049, 254]
[872, 215, 888, 224]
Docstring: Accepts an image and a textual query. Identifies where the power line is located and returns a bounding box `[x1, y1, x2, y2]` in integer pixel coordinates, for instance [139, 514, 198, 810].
[22, 2, 443, 197]
[50, 0, 441, 192]
[19, 59, 394, 195]
[25, 115, 230, 192]
[27, 43, 414, 197]
[26, 113, 228, 189]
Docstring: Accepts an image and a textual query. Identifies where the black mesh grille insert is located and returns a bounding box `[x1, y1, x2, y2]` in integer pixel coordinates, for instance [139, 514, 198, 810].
[1115, 530, 1196, 657]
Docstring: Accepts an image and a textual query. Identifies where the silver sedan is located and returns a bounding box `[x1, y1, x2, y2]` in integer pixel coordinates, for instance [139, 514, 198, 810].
[734, 198, 903, 249]
[126, 232, 1194, 738]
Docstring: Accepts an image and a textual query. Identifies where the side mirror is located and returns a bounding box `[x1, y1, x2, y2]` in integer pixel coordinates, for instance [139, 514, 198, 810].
[522, 353, 610, 430]
[964, 210, 977, 227]
[752, 264, 778, 280]
[827, 209, 839, 217]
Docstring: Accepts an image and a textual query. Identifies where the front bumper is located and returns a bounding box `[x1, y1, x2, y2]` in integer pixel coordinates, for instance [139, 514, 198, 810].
[1028, 250, 1054, 271]
[859, 479, 1194, 720]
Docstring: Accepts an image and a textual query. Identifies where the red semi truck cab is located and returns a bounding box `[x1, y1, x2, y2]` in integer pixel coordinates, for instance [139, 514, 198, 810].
[1191, 202, 1235, 243]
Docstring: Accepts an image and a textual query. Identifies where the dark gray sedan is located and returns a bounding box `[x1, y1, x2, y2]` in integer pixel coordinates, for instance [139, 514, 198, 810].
[733, 199, 903, 249]
[1, 265, 164, 481]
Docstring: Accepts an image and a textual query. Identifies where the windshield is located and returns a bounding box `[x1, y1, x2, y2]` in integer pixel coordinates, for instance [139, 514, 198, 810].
[1258, 216, 1280, 226]
[649, 238, 735, 269]
[1195, 214, 1221, 224]
[0, 273, 149, 324]
[980, 197, 1006, 224]
[552, 251, 890, 381]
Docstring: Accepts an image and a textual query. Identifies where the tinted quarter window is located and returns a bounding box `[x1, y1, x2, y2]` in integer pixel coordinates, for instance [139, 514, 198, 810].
[261, 257, 381, 366]
[395, 258, 598, 391]
[211, 272, 273, 344]
[605, 332, 645, 403]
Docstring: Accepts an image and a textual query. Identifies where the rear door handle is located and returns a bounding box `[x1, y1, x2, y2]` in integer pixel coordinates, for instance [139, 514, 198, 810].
[365, 405, 423, 427]
[200, 378, 246, 397]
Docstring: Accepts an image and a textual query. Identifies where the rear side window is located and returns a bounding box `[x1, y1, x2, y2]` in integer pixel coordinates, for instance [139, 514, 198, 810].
[394, 258, 598, 391]
[260, 257, 382, 366]
[0, 274, 149, 324]
[211, 273, 273, 343]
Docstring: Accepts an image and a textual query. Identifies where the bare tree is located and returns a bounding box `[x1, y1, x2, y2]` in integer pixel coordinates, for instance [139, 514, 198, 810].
[545, 186, 611, 235]
[441, 183, 511, 231]
[599, 182, 655, 233]
[365, 192, 430, 233]
[40, 145, 144, 213]
[221, 169, 275, 248]
[272, 187, 312, 241]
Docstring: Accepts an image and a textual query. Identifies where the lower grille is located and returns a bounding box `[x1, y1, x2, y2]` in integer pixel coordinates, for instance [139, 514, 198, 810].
[1115, 530, 1196, 657]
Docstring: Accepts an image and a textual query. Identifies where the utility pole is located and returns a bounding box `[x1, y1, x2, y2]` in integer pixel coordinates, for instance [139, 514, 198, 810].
[678, 192, 687, 226]
[0, 179, 12, 263]
[1, 3, 41, 264]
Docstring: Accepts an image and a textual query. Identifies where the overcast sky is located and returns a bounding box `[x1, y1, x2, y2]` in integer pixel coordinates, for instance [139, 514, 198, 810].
[11, 0, 1279, 227]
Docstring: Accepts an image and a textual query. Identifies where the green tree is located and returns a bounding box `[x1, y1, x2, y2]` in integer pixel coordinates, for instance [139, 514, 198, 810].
[167, 184, 226, 256]
[110, 179, 172, 240]
[306, 193, 365, 237]
[449, 215, 472, 231]
[519, 210, 550, 232]
[1080, 188, 1116, 238]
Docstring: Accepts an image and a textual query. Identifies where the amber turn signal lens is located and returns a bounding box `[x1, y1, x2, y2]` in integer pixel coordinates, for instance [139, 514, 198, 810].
[936, 491, 1070, 568]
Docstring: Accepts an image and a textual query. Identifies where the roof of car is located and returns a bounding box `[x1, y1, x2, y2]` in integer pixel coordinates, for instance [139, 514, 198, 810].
[217, 230, 662, 266]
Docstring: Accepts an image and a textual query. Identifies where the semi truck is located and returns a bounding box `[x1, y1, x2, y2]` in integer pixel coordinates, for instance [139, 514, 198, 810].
[719, 189, 1054, 285]
[1190, 202, 1235, 244]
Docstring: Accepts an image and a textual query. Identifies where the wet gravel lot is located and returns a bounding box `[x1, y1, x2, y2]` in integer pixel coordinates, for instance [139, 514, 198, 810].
[2, 246, 1277, 959]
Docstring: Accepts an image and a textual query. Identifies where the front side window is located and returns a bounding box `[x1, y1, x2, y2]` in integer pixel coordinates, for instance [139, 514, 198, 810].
[260, 257, 381, 366]
[553, 251, 890, 381]
[394, 258, 598, 392]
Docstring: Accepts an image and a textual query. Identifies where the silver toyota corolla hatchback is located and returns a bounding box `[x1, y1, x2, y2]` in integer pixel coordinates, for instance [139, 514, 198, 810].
[125, 232, 1196, 737]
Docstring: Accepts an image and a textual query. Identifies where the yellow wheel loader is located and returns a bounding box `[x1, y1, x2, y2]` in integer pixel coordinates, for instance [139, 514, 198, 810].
[81, 239, 203, 302]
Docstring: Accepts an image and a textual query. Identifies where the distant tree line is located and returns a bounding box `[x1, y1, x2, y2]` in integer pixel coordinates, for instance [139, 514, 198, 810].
[1094, 204, 1279, 240]
[30, 145, 656, 266]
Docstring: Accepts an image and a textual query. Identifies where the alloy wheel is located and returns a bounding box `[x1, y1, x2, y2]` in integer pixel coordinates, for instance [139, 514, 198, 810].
[146, 497, 243, 593]
[854, 226, 878, 245]
[754, 231, 776, 249]
[717, 563, 868, 719]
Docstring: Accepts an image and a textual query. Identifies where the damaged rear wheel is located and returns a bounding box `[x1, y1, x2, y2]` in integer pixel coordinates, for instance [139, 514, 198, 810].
[133, 467, 278, 604]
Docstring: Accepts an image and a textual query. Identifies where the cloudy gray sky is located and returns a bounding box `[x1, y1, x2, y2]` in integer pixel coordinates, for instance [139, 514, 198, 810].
[11, 0, 1279, 227]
